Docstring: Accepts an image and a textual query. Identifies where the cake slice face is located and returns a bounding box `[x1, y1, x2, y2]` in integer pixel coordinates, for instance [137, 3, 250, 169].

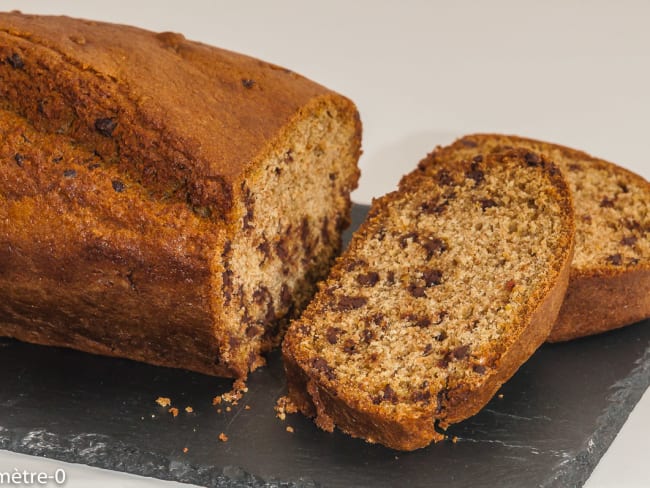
[283, 149, 575, 450]
[425, 135, 650, 342]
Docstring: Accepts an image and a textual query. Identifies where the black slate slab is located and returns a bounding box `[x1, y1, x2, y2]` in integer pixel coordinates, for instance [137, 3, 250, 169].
[0, 203, 648, 488]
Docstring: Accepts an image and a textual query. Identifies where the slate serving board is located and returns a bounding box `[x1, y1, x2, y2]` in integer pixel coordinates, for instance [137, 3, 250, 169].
[0, 203, 648, 488]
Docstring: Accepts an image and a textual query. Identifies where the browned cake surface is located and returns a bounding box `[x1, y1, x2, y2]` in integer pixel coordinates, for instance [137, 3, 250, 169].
[283, 149, 575, 450]
[0, 12, 361, 377]
[418, 135, 650, 341]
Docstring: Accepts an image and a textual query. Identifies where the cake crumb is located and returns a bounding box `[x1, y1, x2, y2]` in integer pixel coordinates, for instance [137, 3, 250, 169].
[244, 405, 251, 410]
[169, 407, 179, 417]
[212, 396, 222, 405]
[218, 432, 229, 442]
[452, 436, 459, 443]
[498, 394, 504, 399]
[217, 408, 222, 414]
[221, 378, 248, 403]
[183, 447, 188, 453]
[185, 406, 194, 413]
[275, 395, 298, 421]
[226, 406, 232, 412]
[155, 397, 171, 408]
[286, 426, 294, 433]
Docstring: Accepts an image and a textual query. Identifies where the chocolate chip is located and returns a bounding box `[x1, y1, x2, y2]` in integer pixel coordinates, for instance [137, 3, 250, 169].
[6, 53, 24, 69]
[63, 169, 77, 179]
[310, 357, 336, 381]
[399, 232, 419, 248]
[284, 150, 294, 163]
[420, 199, 448, 215]
[111, 179, 125, 192]
[404, 314, 431, 328]
[568, 163, 582, 172]
[386, 271, 395, 284]
[342, 339, 357, 354]
[356, 272, 380, 287]
[320, 216, 330, 246]
[437, 353, 451, 369]
[362, 328, 375, 344]
[582, 214, 593, 223]
[421, 237, 447, 259]
[624, 219, 641, 231]
[95, 118, 117, 137]
[326, 327, 342, 345]
[245, 325, 262, 338]
[434, 330, 448, 342]
[618, 182, 630, 193]
[280, 284, 292, 309]
[547, 163, 561, 176]
[480, 198, 498, 210]
[345, 259, 368, 271]
[242, 187, 254, 230]
[606, 254, 623, 266]
[336, 296, 367, 311]
[241, 79, 255, 89]
[473, 364, 486, 374]
[257, 241, 270, 263]
[14, 154, 24, 167]
[505, 279, 516, 291]
[51, 156, 63, 164]
[222, 269, 233, 305]
[382, 385, 398, 404]
[423, 344, 433, 356]
[460, 139, 478, 148]
[253, 286, 271, 305]
[422, 269, 443, 287]
[275, 239, 289, 262]
[411, 390, 431, 403]
[408, 284, 426, 298]
[434, 311, 448, 326]
[621, 236, 638, 246]
[600, 197, 615, 208]
[370, 313, 385, 325]
[437, 169, 454, 186]
[300, 217, 310, 249]
[229, 336, 241, 349]
[524, 152, 541, 166]
[452, 345, 470, 360]
[465, 162, 484, 185]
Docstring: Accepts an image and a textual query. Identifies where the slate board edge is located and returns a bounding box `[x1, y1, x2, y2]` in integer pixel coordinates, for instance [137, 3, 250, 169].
[542, 341, 650, 488]
[1, 341, 648, 488]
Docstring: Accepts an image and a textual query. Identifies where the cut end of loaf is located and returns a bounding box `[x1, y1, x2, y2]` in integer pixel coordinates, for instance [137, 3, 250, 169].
[284, 149, 574, 450]
[216, 99, 361, 377]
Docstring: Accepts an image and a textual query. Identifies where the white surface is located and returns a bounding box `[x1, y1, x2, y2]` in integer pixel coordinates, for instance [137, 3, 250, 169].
[0, 0, 648, 486]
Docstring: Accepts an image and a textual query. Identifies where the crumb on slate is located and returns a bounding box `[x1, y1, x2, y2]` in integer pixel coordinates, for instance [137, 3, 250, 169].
[169, 407, 179, 417]
[275, 395, 298, 421]
[156, 397, 171, 408]
[185, 406, 194, 413]
[183, 447, 188, 453]
[286, 426, 294, 433]
[245, 405, 251, 410]
[218, 432, 229, 442]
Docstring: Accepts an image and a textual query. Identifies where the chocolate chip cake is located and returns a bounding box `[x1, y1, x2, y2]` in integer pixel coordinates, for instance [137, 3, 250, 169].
[419, 135, 649, 342]
[0, 12, 361, 377]
[283, 149, 575, 450]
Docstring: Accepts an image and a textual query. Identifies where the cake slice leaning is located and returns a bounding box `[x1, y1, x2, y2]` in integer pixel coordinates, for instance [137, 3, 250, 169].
[419, 135, 650, 342]
[283, 149, 575, 450]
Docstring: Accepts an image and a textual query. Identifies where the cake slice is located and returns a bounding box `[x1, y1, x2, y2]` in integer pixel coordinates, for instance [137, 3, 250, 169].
[417, 135, 650, 342]
[283, 149, 575, 450]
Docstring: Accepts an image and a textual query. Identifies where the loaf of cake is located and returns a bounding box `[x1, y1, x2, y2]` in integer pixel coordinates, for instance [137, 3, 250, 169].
[283, 149, 575, 450]
[0, 12, 361, 377]
[416, 135, 649, 342]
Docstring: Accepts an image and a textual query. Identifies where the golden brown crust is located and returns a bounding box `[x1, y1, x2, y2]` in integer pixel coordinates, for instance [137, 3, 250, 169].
[283, 149, 575, 450]
[429, 134, 650, 342]
[0, 13, 361, 377]
[548, 268, 650, 342]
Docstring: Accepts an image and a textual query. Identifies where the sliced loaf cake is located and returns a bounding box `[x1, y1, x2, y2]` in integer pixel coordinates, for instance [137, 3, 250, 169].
[283, 149, 575, 450]
[416, 135, 649, 342]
